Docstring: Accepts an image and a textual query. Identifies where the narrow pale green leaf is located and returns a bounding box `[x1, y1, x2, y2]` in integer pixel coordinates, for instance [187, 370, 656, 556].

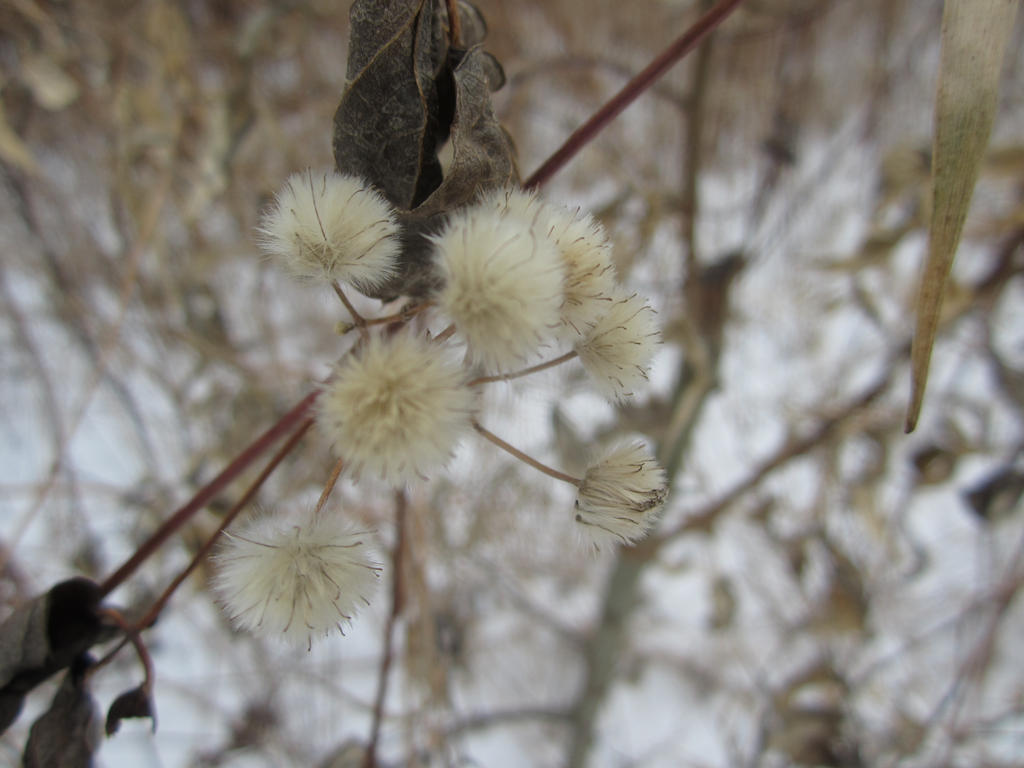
[905, 0, 1018, 432]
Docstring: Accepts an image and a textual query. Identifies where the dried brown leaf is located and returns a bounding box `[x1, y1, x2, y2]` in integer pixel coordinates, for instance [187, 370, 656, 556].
[414, 45, 518, 218]
[381, 44, 519, 300]
[332, 0, 449, 211]
[0, 579, 105, 734]
[23, 660, 100, 768]
[454, 0, 488, 47]
[105, 684, 156, 736]
[333, 1, 515, 301]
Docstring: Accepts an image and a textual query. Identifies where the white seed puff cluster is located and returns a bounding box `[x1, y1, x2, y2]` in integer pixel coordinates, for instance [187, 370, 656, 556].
[319, 332, 475, 485]
[213, 510, 381, 648]
[231, 177, 670, 649]
[435, 189, 659, 391]
[258, 170, 401, 291]
[258, 175, 659, 391]
[575, 441, 667, 549]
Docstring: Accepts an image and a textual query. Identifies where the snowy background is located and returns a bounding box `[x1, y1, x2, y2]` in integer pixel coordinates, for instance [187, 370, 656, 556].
[2, 1, 1024, 766]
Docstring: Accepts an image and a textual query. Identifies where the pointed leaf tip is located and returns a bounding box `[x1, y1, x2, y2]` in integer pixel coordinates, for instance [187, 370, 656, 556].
[905, 0, 1018, 432]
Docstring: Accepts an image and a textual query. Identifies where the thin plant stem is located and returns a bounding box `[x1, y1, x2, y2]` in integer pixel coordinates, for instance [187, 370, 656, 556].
[469, 350, 578, 386]
[472, 421, 581, 486]
[97, 390, 320, 599]
[132, 419, 314, 632]
[363, 490, 407, 768]
[524, 0, 748, 190]
[333, 280, 367, 329]
[313, 456, 346, 522]
[434, 323, 456, 343]
[363, 301, 431, 326]
[94, 607, 156, 704]
[681, 0, 715, 280]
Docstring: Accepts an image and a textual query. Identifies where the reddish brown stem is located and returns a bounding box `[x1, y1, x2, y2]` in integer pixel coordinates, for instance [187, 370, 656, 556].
[313, 456, 346, 521]
[98, 607, 155, 693]
[133, 419, 314, 632]
[363, 490, 408, 768]
[524, 0, 748, 190]
[98, 390, 320, 599]
[473, 421, 581, 486]
[468, 350, 578, 385]
[434, 323, 457, 343]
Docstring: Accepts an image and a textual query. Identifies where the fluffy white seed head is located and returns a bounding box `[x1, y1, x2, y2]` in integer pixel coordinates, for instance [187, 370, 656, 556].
[544, 206, 617, 336]
[319, 332, 475, 484]
[481, 186, 546, 222]
[431, 205, 566, 372]
[575, 441, 667, 549]
[258, 170, 400, 292]
[575, 288, 660, 401]
[482, 188, 617, 336]
[213, 509, 381, 648]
